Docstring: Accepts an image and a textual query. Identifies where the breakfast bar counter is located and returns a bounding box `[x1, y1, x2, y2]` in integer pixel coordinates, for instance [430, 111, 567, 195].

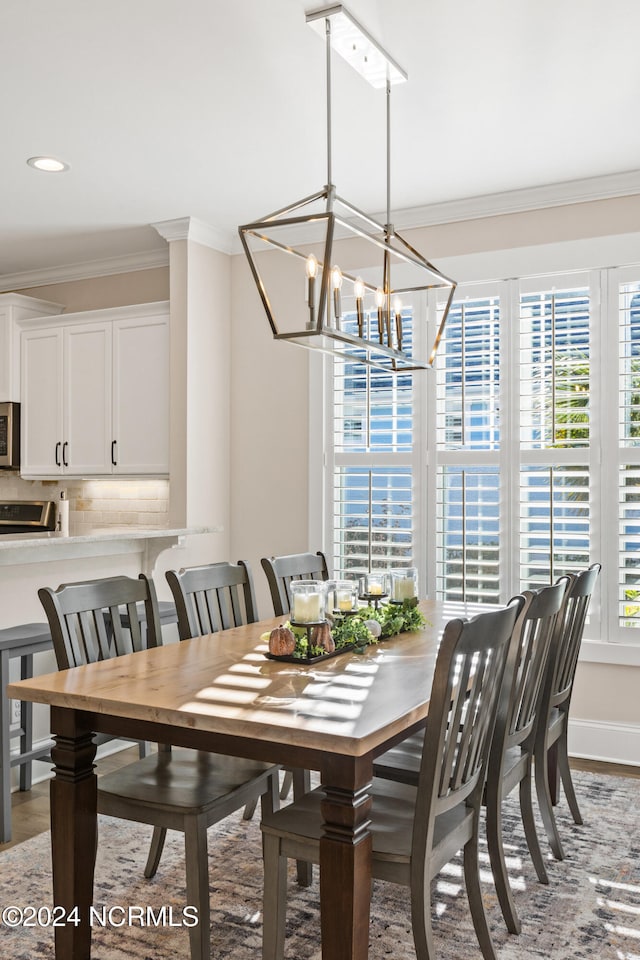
[0, 525, 219, 572]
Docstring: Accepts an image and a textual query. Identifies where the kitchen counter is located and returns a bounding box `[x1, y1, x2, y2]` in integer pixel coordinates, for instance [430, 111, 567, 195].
[0, 525, 220, 572]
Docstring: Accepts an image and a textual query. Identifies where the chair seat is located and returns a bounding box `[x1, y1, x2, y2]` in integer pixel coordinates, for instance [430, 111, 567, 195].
[0, 622, 51, 647]
[261, 777, 471, 869]
[98, 748, 277, 815]
[547, 706, 565, 737]
[121, 600, 178, 627]
[373, 730, 423, 784]
[499, 745, 530, 796]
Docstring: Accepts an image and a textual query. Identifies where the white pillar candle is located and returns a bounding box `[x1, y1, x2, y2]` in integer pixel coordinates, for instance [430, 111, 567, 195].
[393, 577, 415, 601]
[337, 590, 353, 612]
[293, 592, 321, 623]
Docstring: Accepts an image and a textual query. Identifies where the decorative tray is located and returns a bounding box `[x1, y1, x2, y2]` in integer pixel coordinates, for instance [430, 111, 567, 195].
[265, 643, 356, 664]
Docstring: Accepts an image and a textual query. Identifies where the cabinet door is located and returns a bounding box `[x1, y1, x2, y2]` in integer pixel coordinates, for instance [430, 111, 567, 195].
[112, 313, 169, 475]
[21, 327, 64, 475]
[64, 322, 112, 476]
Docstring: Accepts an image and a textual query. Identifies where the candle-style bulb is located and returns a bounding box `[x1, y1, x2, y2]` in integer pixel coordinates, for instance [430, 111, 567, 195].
[394, 297, 403, 351]
[306, 255, 318, 329]
[332, 266, 343, 327]
[375, 287, 385, 344]
[354, 276, 365, 337]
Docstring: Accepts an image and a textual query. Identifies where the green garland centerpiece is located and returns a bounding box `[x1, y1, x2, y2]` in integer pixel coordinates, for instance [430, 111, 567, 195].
[263, 597, 427, 660]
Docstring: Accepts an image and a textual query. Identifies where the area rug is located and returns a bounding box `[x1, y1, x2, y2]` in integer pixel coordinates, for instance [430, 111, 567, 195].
[0, 770, 638, 959]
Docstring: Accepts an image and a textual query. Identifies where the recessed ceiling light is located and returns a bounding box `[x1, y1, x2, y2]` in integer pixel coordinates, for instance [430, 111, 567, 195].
[26, 156, 70, 173]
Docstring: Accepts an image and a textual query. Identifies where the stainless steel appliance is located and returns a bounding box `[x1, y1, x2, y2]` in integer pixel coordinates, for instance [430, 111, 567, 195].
[0, 500, 56, 534]
[0, 402, 20, 469]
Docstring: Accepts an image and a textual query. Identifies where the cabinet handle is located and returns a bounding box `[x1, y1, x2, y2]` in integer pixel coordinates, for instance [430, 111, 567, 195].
[111, 440, 117, 466]
[55, 442, 61, 467]
[62, 442, 69, 467]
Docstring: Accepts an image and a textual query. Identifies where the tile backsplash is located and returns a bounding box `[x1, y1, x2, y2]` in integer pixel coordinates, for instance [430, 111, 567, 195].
[0, 475, 169, 533]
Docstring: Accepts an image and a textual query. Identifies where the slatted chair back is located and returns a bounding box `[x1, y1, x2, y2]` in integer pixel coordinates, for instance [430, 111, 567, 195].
[38, 575, 161, 670]
[547, 563, 601, 711]
[499, 579, 569, 755]
[165, 561, 258, 639]
[414, 602, 520, 841]
[261, 551, 330, 617]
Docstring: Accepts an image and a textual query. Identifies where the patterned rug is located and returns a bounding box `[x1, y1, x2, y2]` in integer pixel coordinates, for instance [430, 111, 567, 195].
[0, 770, 638, 959]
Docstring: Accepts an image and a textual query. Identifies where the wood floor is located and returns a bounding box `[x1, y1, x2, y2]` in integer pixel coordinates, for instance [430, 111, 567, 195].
[1, 749, 638, 853]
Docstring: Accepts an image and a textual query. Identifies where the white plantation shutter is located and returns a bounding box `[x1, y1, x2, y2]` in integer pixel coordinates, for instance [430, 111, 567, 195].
[435, 465, 500, 602]
[329, 310, 416, 579]
[617, 278, 640, 630]
[519, 464, 590, 587]
[519, 288, 590, 449]
[435, 292, 502, 603]
[517, 282, 592, 589]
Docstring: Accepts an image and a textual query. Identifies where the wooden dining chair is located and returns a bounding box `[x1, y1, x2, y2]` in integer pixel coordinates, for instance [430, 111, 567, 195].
[373, 583, 567, 935]
[166, 560, 258, 819]
[534, 562, 602, 861]
[260, 551, 328, 819]
[484, 579, 568, 933]
[38, 573, 280, 960]
[261, 602, 520, 960]
[260, 550, 330, 618]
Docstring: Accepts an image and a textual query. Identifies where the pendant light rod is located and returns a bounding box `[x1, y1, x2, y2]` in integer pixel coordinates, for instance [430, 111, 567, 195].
[326, 17, 333, 190]
[386, 79, 391, 230]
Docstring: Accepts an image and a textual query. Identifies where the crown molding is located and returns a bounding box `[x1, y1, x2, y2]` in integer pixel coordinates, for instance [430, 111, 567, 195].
[152, 216, 235, 255]
[2, 168, 639, 290]
[0, 248, 169, 293]
[387, 168, 640, 232]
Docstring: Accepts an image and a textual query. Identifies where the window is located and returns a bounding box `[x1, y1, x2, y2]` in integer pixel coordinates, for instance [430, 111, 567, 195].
[324, 263, 640, 645]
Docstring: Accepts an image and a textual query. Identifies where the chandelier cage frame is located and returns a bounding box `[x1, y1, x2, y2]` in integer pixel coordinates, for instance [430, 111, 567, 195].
[238, 3, 456, 373]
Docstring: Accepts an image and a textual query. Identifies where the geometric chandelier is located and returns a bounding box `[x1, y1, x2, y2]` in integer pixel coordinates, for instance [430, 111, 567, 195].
[239, 3, 456, 373]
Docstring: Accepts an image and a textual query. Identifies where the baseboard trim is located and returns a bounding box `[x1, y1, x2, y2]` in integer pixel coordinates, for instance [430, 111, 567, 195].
[569, 718, 640, 767]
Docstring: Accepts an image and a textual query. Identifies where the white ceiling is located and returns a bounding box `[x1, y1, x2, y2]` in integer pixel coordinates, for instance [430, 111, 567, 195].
[2, 0, 640, 284]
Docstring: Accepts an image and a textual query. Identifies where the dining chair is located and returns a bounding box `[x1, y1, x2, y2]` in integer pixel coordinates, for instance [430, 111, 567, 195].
[260, 550, 330, 618]
[534, 562, 602, 861]
[484, 579, 568, 933]
[372, 581, 567, 935]
[38, 573, 280, 960]
[165, 560, 258, 819]
[260, 601, 520, 960]
[260, 551, 328, 823]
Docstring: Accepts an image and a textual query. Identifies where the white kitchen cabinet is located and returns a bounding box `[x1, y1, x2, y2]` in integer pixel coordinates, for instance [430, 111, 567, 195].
[112, 312, 169, 475]
[20, 303, 169, 478]
[0, 294, 63, 401]
[21, 326, 64, 475]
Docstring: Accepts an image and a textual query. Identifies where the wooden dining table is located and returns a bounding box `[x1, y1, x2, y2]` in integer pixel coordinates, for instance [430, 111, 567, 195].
[7, 598, 482, 960]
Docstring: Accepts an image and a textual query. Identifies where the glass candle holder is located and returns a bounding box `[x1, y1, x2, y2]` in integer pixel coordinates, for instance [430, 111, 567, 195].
[290, 580, 326, 624]
[360, 572, 388, 598]
[391, 568, 418, 601]
[333, 580, 358, 613]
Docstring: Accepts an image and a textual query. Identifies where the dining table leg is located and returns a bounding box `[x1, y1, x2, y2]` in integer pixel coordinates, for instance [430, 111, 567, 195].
[49, 706, 98, 960]
[319, 757, 373, 960]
